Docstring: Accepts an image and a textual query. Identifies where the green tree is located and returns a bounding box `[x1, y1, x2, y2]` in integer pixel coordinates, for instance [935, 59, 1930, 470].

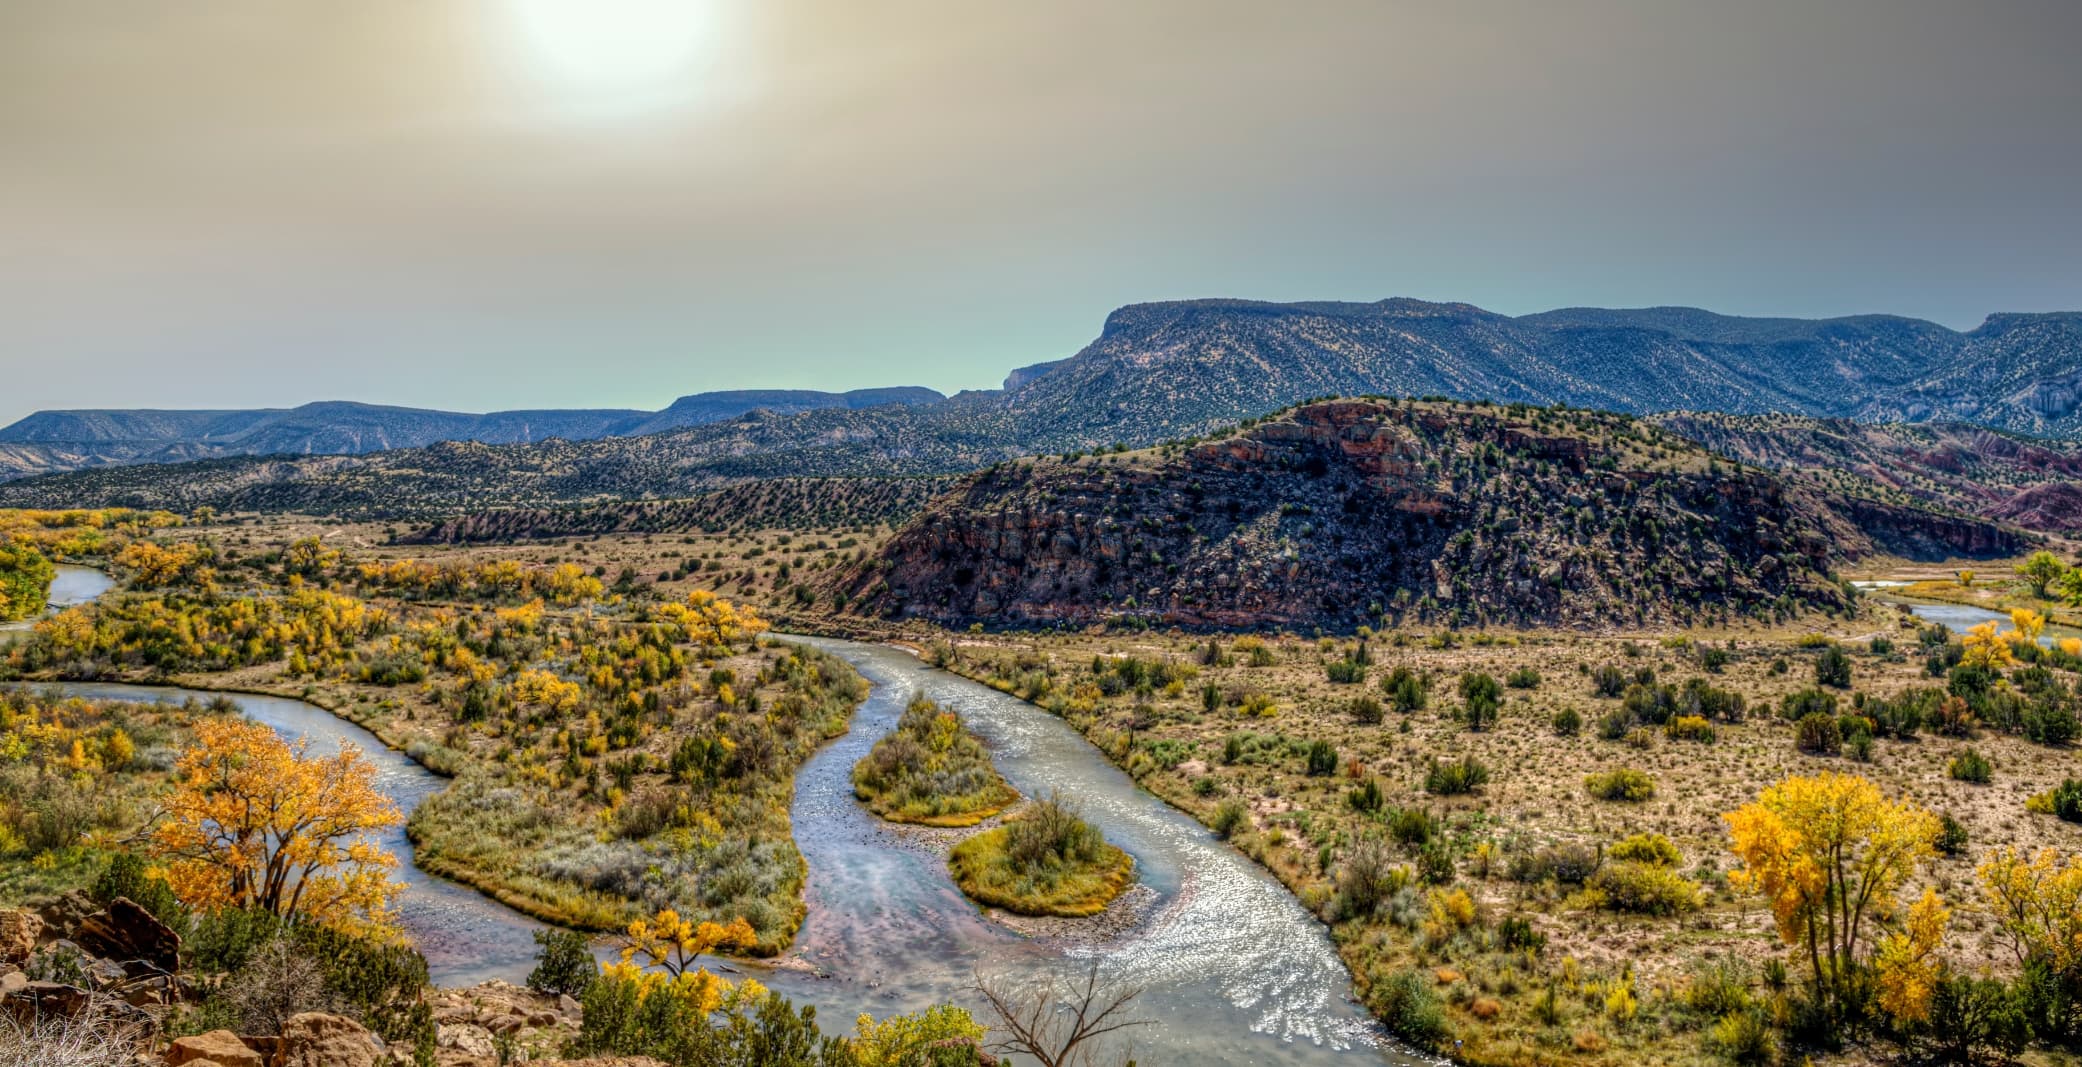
[0, 541, 55, 622]
[2017, 551, 2068, 598]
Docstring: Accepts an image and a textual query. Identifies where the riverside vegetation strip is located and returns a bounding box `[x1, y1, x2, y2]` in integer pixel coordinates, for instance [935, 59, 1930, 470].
[0, 519, 872, 954]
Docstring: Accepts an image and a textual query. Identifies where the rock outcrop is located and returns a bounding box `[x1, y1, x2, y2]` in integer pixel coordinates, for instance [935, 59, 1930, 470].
[75, 896, 181, 974]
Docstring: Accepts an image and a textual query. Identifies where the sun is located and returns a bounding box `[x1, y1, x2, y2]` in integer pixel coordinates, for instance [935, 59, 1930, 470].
[501, 0, 717, 114]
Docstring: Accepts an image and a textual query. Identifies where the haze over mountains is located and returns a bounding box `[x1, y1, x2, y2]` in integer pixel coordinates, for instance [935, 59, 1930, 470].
[7, 299, 2082, 529]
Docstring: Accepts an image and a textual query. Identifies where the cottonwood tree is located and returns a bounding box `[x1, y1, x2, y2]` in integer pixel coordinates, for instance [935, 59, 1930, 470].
[619, 910, 756, 978]
[150, 718, 401, 939]
[974, 961, 1147, 1067]
[1723, 772, 1941, 1027]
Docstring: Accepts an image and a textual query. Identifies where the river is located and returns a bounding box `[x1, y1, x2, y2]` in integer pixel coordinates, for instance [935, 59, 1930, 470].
[27, 595, 1407, 1063]
[0, 564, 115, 635]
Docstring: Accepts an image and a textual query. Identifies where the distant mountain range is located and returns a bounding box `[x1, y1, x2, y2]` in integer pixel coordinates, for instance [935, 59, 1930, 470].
[7, 299, 2082, 526]
[0, 388, 944, 481]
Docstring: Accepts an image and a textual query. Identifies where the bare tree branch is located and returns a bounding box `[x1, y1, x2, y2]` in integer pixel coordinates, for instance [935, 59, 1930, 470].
[974, 959, 1147, 1067]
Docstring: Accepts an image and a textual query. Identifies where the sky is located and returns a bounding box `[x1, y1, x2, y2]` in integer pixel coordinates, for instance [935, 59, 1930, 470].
[4, 0, 2080, 426]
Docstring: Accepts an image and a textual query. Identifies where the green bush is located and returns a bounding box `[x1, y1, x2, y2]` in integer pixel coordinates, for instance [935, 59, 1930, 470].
[1506, 667, 1541, 690]
[1508, 842, 1601, 884]
[1305, 739, 1339, 777]
[1459, 672, 1501, 732]
[1591, 665, 1628, 698]
[1588, 860, 1700, 915]
[1795, 712, 1842, 755]
[92, 851, 186, 931]
[1368, 969, 1446, 1049]
[1815, 644, 1853, 688]
[1936, 813, 1971, 856]
[528, 929, 597, 999]
[1780, 687, 1838, 721]
[1949, 747, 1993, 784]
[1584, 768, 1655, 802]
[1423, 755, 1490, 796]
[1551, 707, 1582, 736]
[1326, 658, 1367, 684]
[1927, 973, 2030, 1065]
[1210, 797, 1250, 839]
[1387, 807, 1436, 849]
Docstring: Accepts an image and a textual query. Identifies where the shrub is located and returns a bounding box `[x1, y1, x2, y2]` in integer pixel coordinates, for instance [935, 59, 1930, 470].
[2034, 779, 2082, 823]
[1591, 665, 1628, 698]
[1347, 777, 1384, 813]
[1305, 739, 1339, 777]
[1368, 969, 1446, 1049]
[1608, 832, 1680, 867]
[1948, 747, 1993, 784]
[1326, 658, 1367, 684]
[1665, 715, 1715, 743]
[1596, 708, 1632, 740]
[1815, 644, 1852, 688]
[1509, 842, 1602, 884]
[1210, 798, 1250, 839]
[1795, 712, 1841, 755]
[2024, 700, 2077, 747]
[1936, 813, 1970, 856]
[1780, 687, 1838, 721]
[1348, 696, 1385, 725]
[1584, 768, 1655, 802]
[528, 929, 597, 999]
[1551, 707, 1583, 736]
[1387, 807, 1436, 849]
[1506, 667, 1541, 690]
[1706, 1008, 1775, 1065]
[1588, 861, 1701, 915]
[1384, 668, 1427, 713]
[1498, 916, 1546, 954]
[1459, 672, 1501, 732]
[1423, 756, 1490, 796]
[1927, 974, 2030, 1065]
[1335, 837, 1397, 920]
[92, 851, 185, 931]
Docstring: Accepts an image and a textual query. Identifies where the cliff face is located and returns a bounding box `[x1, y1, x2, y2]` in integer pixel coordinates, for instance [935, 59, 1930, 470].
[841, 400, 1958, 631]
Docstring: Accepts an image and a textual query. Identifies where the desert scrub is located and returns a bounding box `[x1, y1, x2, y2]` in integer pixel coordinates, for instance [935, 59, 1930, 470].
[947, 793, 1135, 917]
[1584, 767, 1655, 802]
[851, 696, 1018, 826]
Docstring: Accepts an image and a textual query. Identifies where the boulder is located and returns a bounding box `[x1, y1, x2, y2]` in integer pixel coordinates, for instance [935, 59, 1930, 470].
[34, 889, 96, 937]
[75, 896, 181, 973]
[168, 1031, 266, 1067]
[275, 1012, 384, 1067]
[0, 909, 41, 963]
[1, 980, 90, 1025]
[436, 1023, 495, 1059]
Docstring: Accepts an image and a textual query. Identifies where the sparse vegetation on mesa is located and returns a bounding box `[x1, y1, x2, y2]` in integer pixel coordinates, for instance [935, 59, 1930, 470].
[947, 793, 1136, 917]
[853, 696, 1019, 826]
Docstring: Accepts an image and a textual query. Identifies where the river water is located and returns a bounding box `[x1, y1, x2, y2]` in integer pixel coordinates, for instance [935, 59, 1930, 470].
[0, 564, 115, 634]
[26, 591, 1408, 1064]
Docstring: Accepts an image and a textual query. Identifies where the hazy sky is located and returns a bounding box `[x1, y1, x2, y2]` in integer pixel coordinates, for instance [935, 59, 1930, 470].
[4, 1, 2080, 425]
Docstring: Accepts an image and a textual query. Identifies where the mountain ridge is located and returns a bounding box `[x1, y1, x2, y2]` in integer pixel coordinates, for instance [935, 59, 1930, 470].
[9, 298, 2082, 522]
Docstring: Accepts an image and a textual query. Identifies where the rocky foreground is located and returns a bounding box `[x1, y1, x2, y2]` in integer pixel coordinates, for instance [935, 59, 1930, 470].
[0, 896, 632, 1067]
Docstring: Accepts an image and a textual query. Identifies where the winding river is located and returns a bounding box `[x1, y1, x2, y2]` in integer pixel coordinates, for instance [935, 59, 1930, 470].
[23, 569, 1409, 1065]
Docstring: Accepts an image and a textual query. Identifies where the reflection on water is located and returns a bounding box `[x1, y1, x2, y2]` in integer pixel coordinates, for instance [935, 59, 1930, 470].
[764, 637, 1410, 1067]
[1, 565, 115, 634]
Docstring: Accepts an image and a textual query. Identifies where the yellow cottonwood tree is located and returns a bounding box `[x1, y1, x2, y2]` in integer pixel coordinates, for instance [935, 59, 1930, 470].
[2010, 609, 2047, 648]
[1961, 621, 2017, 670]
[658, 590, 768, 649]
[150, 718, 402, 939]
[1978, 846, 2082, 980]
[620, 909, 756, 978]
[1724, 772, 1940, 1023]
[1874, 888, 1950, 1026]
